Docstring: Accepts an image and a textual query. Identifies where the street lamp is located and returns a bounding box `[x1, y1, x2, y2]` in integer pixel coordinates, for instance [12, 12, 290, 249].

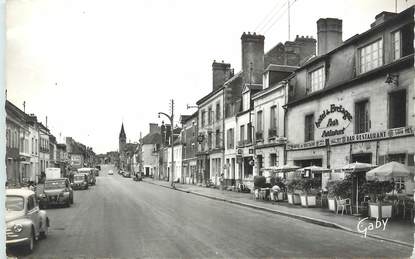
[158, 99, 175, 188]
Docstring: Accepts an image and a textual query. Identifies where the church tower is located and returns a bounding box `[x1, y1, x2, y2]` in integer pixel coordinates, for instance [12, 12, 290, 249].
[119, 123, 126, 153]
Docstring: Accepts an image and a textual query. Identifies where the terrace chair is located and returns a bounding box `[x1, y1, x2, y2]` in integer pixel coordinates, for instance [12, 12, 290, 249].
[336, 197, 352, 215]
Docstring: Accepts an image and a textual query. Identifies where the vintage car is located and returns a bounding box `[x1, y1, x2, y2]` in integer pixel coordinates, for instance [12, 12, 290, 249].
[78, 168, 96, 185]
[39, 178, 73, 208]
[6, 188, 49, 253]
[123, 171, 131, 178]
[93, 168, 99, 177]
[108, 170, 114, 175]
[72, 173, 89, 190]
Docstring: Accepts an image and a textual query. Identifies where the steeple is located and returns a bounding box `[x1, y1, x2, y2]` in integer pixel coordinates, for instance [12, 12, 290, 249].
[119, 123, 126, 139]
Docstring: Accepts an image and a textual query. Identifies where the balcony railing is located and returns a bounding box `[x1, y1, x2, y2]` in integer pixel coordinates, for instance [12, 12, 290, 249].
[268, 128, 278, 139]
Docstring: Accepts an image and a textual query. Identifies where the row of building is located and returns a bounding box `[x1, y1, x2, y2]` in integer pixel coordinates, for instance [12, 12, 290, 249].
[5, 100, 97, 186]
[128, 7, 415, 193]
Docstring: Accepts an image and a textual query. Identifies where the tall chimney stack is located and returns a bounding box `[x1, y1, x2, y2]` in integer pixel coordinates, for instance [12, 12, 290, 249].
[317, 18, 342, 56]
[212, 60, 232, 91]
[241, 32, 265, 86]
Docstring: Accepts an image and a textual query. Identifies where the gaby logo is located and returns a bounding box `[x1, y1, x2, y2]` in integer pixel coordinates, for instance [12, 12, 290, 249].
[357, 217, 388, 238]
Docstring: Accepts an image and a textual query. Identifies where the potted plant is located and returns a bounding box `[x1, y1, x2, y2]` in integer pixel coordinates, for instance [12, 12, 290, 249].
[360, 180, 394, 219]
[298, 178, 321, 207]
[286, 179, 301, 205]
[326, 177, 352, 212]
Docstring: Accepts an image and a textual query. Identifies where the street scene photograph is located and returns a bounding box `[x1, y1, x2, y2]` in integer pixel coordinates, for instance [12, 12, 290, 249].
[4, 0, 415, 258]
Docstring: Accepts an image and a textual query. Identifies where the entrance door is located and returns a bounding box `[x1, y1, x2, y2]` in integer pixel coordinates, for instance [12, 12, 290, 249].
[145, 167, 150, 176]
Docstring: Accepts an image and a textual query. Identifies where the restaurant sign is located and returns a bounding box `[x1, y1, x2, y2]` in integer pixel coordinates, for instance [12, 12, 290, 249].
[330, 126, 414, 146]
[315, 104, 352, 138]
[287, 126, 414, 150]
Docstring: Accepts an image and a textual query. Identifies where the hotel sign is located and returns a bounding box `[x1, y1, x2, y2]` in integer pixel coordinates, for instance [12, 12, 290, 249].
[287, 126, 414, 150]
[315, 104, 352, 138]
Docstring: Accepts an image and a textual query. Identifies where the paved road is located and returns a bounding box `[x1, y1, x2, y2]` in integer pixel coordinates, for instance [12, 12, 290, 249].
[9, 164, 413, 258]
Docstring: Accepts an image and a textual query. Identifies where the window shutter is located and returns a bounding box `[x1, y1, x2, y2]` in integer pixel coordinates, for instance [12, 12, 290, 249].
[408, 154, 414, 166]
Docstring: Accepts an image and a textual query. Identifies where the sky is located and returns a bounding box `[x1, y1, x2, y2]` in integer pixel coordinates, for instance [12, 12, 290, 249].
[6, 0, 415, 154]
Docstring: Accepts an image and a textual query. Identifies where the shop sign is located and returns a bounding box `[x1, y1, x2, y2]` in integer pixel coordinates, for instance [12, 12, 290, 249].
[315, 104, 352, 138]
[287, 126, 414, 150]
[286, 139, 326, 150]
[330, 126, 414, 146]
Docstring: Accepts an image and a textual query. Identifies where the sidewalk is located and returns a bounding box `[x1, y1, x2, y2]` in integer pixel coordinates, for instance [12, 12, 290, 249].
[143, 178, 414, 248]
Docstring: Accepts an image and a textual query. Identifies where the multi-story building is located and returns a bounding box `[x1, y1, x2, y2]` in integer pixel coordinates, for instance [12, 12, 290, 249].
[27, 114, 40, 183]
[284, 7, 414, 197]
[38, 123, 50, 177]
[180, 113, 198, 184]
[252, 36, 317, 179]
[6, 100, 25, 185]
[196, 61, 233, 185]
[141, 123, 162, 177]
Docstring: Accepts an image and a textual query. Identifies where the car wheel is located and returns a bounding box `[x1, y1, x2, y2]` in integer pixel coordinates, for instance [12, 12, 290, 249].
[66, 199, 70, 208]
[71, 196, 74, 204]
[40, 222, 48, 239]
[25, 229, 35, 253]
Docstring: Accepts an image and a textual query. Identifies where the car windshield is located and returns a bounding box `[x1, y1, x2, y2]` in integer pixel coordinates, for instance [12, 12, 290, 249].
[45, 180, 66, 189]
[74, 175, 85, 181]
[6, 196, 24, 211]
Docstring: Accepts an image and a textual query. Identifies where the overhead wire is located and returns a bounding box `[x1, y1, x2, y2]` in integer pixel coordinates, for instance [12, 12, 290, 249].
[262, 0, 298, 36]
[253, 0, 285, 32]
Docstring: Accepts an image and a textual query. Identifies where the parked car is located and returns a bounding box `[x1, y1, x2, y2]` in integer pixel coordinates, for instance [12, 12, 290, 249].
[6, 188, 49, 253]
[123, 171, 131, 178]
[133, 172, 142, 181]
[93, 168, 99, 177]
[77, 168, 96, 185]
[72, 173, 89, 190]
[39, 178, 73, 208]
[108, 170, 114, 175]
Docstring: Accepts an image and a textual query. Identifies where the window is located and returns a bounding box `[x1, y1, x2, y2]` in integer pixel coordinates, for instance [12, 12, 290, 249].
[6, 129, 10, 147]
[216, 103, 221, 121]
[270, 153, 278, 167]
[27, 196, 35, 211]
[304, 114, 314, 142]
[227, 128, 234, 149]
[208, 107, 212, 124]
[208, 132, 212, 149]
[240, 125, 245, 142]
[359, 39, 383, 73]
[247, 123, 252, 143]
[215, 129, 220, 148]
[388, 153, 406, 164]
[355, 100, 370, 134]
[201, 110, 205, 127]
[309, 67, 325, 93]
[256, 111, 263, 132]
[392, 30, 401, 61]
[270, 105, 278, 137]
[389, 90, 406, 128]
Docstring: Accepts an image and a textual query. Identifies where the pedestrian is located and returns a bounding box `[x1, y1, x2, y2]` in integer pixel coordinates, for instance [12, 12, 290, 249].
[271, 184, 281, 201]
[219, 173, 224, 191]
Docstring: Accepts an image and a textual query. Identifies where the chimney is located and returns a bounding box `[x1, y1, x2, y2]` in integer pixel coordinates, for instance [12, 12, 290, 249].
[241, 32, 265, 86]
[317, 18, 342, 56]
[160, 122, 166, 145]
[212, 60, 232, 91]
[294, 35, 317, 63]
[149, 123, 160, 134]
[370, 11, 397, 28]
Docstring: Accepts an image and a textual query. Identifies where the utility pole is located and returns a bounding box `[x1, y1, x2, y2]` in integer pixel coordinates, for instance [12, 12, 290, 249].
[158, 99, 175, 188]
[288, 0, 290, 41]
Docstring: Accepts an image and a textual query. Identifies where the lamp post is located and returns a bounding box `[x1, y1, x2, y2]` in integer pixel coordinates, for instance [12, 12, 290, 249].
[158, 99, 175, 188]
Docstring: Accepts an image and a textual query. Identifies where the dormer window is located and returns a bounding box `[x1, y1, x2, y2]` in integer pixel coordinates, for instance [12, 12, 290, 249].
[307, 67, 325, 94]
[358, 38, 383, 74]
[392, 30, 401, 61]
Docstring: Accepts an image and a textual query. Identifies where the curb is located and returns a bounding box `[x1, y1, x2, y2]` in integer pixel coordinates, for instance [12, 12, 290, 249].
[143, 180, 413, 248]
